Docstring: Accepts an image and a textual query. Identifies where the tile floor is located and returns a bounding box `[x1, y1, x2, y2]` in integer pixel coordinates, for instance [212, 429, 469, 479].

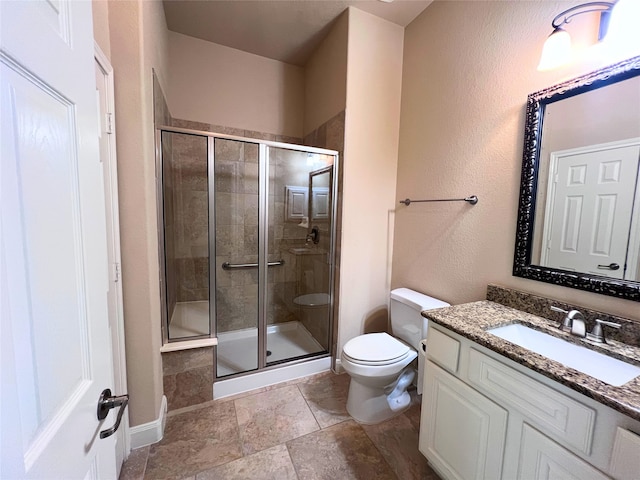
[119, 372, 442, 480]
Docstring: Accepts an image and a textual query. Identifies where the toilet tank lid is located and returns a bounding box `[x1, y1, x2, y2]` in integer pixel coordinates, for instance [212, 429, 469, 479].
[390, 288, 450, 311]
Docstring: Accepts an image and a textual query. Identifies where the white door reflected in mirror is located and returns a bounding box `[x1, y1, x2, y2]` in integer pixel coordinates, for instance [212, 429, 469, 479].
[537, 139, 640, 281]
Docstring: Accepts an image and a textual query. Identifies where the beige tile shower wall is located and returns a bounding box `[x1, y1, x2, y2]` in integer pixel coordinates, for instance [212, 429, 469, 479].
[271, 148, 317, 326]
[162, 347, 214, 411]
[392, 1, 640, 322]
[171, 133, 209, 303]
[168, 119, 309, 333]
[214, 136, 261, 332]
[162, 135, 177, 317]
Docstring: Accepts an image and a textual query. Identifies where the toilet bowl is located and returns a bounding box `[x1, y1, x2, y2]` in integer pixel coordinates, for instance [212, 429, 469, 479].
[341, 332, 418, 424]
[341, 288, 449, 424]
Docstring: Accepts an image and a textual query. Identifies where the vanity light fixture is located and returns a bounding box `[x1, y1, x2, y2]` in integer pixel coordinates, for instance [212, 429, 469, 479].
[538, 1, 615, 71]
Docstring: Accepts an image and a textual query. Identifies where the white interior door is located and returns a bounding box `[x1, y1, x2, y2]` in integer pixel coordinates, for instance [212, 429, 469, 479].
[1, 1, 118, 478]
[542, 141, 640, 279]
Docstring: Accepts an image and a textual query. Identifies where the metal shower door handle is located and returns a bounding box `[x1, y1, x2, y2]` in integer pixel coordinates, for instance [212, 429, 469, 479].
[97, 388, 129, 439]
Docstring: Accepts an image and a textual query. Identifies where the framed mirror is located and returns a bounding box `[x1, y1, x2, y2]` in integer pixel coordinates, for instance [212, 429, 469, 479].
[513, 55, 640, 301]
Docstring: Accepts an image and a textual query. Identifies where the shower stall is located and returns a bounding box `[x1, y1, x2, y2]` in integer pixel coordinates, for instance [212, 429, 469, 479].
[157, 126, 338, 382]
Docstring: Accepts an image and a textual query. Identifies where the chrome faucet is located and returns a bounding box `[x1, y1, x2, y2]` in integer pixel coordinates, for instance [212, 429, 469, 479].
[550, 306, 623, 342]
[550, 306, 586, 337]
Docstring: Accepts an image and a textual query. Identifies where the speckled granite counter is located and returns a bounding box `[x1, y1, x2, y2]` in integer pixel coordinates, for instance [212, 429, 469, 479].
[422, 300, 640, 422]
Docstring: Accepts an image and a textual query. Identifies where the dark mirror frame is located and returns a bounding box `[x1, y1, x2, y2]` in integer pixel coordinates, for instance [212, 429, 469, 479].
[513, 55, 640, 302]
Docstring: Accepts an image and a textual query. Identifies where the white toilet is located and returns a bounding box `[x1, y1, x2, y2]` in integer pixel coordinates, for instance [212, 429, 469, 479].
[341, 288, 449, 424]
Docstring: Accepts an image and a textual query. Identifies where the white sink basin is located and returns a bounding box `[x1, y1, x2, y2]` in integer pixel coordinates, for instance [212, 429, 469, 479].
[487, 323, 640, 386]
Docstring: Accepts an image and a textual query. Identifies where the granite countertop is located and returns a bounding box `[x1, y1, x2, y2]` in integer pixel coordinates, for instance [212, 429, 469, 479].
[422, 300, 640, 422]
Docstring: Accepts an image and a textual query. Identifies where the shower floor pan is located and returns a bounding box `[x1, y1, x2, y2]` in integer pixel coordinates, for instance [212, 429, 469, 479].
[216, 321, 325, 378]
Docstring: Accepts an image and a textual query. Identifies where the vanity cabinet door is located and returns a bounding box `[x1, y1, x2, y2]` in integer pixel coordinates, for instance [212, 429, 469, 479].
[609, 427, 640, 480]
[518, 424, 609, 480]
[420, 361, 508, 480]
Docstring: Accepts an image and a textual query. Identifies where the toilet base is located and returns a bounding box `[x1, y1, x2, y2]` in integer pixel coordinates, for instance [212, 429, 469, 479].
[346, 377, 412, 425]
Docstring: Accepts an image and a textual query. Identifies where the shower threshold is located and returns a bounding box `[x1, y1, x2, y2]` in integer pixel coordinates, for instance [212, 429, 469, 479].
[213, 321, 330, 399]
[213, 355, 331, 400]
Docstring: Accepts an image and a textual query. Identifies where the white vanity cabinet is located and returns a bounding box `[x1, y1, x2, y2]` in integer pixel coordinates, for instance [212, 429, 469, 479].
[421, 363, 508, 480]
[518, 423, 609, 480]
[419, 322, 640, 480]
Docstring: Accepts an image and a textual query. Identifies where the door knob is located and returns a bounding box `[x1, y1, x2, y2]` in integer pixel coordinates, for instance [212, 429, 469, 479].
[597, 263, 620, 270]
[97, 388, 129, 439]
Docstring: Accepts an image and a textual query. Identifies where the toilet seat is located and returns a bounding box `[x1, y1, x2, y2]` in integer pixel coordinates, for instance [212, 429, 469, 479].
[343, 333, 412, 365]
[342, 350, 414, 366]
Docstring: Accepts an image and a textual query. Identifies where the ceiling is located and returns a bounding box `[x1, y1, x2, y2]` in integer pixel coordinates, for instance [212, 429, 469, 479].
[163, 0, 433, 66]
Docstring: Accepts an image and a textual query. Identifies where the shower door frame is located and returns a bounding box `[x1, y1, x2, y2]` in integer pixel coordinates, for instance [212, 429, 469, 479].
[156, 125, 340, 377]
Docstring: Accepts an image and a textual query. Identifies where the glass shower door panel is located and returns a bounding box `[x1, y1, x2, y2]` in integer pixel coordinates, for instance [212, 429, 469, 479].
[215, 138, 260, 377]
[162, 131, 210, 341]
[266, 147, 334, 365]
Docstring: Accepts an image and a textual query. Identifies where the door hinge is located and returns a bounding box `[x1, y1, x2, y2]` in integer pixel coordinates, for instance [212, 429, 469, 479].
[106, 112, 114, 134]
[112, 262, 121, 283]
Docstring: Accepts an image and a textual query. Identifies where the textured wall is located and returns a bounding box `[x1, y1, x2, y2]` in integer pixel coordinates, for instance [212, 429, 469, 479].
[105, 0, 168, 426]
[338, 8, 404, 353]
[167, 31, 305, 138]
[392, 1, 640, 322]
[91, 1, 111, 58]
[303, 11, 348, 136]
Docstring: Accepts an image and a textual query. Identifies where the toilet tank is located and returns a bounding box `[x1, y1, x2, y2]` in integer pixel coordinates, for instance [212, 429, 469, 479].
[390, 288, 449, 350]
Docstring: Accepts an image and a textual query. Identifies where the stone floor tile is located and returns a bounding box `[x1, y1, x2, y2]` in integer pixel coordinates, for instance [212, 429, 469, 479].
[362, 412, 437, 480]
[297, 372, 350, 428]
[144, 401, 242, 479]
[287, 420, 396, 480]
[403, 389, 423, 433]
[119, 446, 149, 480]
[234, 384, 319, 455]
[195, 444, 297, 480]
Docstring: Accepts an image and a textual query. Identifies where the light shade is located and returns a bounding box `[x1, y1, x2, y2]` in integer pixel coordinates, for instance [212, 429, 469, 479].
[538, 27, 572, 71]
[603, 0, 640, 55]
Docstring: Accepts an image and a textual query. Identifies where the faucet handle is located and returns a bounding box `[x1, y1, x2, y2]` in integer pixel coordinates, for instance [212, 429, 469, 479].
[550, 306, 568, 314]
[550, 305, 572, 331]
[587, 319, 621, 344]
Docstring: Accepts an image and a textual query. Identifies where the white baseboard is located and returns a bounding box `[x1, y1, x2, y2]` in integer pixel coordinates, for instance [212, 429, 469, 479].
[129, 395, 167, 449]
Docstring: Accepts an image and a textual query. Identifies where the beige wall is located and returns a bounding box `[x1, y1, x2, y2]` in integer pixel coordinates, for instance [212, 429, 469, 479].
[104, 0, 168, 426]
[167, 31, 304, 138]
[92, 1, 111, 58]
[303, 11, 348, 136]
[541, 77, 640, 154]
[338, 8, 405, 352]
[392, 0, 640, 322]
